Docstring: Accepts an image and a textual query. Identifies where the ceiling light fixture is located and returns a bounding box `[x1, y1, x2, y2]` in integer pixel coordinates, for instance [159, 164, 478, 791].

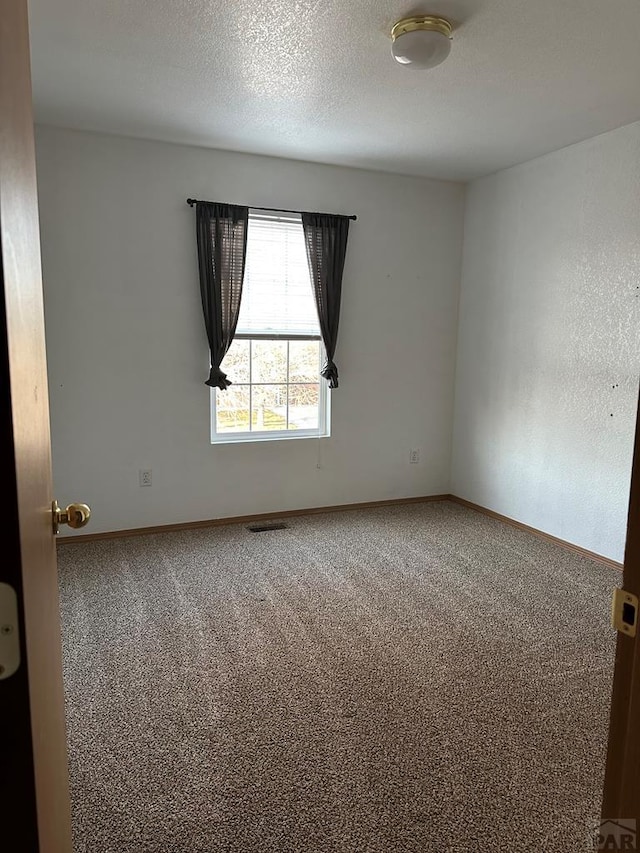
[390, 15, 453, 70]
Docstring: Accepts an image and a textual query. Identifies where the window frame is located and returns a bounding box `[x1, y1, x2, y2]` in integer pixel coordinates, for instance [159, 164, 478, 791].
[210, 333, 330, 444]
[211, 209, 331, 444]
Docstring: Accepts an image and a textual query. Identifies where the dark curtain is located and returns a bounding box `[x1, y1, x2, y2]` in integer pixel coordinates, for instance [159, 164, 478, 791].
[195, 202, 249, 389]
[301, 213, 350, 389]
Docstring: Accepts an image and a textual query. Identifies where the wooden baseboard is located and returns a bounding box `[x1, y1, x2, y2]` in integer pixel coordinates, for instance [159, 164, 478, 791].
[56, 494, 451, 545]
[57, 493, 625, 571]
[448, 495, 623, 571]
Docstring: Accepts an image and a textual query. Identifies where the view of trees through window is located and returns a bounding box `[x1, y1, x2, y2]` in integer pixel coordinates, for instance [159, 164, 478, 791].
[216, 338, 322, 433]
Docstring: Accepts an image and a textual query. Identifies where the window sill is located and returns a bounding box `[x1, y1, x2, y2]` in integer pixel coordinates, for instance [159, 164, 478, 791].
[211, 431, 330, 445]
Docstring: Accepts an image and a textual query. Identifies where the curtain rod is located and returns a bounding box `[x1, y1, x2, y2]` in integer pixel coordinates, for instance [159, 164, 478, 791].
[186, 198, 357, 221]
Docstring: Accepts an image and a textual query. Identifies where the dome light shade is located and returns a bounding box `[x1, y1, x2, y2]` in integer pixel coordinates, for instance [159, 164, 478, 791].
[391, 16, 453, 70]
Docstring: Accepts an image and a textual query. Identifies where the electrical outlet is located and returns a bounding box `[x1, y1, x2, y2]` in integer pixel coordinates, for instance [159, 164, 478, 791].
[139, 469, 152, 487]
[409, 449, 420, 464]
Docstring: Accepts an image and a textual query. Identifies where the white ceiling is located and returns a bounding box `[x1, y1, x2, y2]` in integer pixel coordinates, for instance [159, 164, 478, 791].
[28, 0, 640, 181]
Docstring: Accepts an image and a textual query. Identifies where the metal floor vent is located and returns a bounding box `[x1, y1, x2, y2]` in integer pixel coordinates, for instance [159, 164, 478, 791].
[247, 522, 288, 533]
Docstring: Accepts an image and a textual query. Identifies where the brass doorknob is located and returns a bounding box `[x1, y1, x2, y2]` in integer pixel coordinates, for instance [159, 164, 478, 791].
[52, 500, 91, 535]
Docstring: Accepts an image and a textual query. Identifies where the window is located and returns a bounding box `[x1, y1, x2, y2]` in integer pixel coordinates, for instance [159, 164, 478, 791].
[211, 211, 330, 443]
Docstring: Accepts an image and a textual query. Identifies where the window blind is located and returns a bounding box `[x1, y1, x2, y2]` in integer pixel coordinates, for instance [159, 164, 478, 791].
[236, 212, 320, 337]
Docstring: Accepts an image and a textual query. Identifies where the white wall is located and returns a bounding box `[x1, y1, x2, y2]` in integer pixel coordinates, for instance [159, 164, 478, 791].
[452, 122, 640, 562]
[36, 126, 465, 535]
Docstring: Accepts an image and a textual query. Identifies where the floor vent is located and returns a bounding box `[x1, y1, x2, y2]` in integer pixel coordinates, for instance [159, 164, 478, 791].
[247, 522, 288, 533]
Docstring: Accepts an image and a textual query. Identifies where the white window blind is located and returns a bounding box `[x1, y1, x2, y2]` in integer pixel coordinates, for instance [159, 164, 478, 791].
[236, 212, 320, 337]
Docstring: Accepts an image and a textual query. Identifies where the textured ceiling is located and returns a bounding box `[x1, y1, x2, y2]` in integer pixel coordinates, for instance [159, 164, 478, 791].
[28, 0, 640, 180]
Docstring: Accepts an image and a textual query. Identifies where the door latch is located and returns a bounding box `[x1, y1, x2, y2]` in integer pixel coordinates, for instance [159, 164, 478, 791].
[611, 588, 638, 638]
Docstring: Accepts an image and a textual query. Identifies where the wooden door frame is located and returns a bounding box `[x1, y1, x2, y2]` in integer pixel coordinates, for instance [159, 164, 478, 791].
[601, 390, 640, 821]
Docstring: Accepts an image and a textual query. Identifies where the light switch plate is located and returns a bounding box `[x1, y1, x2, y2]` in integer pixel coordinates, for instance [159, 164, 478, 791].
[0, 582, 20, 680]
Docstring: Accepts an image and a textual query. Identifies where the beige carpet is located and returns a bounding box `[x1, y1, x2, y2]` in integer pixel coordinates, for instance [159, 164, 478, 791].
[57, 500, 617, 852]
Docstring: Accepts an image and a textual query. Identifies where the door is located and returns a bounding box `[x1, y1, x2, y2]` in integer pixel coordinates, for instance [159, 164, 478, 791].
[0, 0, 73, 850]
[601, 391, 640, 826]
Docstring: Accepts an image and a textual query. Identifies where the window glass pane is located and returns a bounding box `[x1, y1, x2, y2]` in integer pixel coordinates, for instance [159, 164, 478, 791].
[213, 338, 327, 439]
[288, 383, 320, 431]
[289, 340, 320, 383]
[216, 386, 250, 433]
[252, 385, 288, 431]
[251, 340, 287, 383]
[221, 338, 250, 384]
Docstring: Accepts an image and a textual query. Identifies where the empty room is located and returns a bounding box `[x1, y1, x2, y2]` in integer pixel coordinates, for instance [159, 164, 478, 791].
[2, 0, 640, 851]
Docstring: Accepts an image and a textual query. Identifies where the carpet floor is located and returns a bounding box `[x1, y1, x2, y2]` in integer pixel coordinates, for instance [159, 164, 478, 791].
[57, 500, 618, 853]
